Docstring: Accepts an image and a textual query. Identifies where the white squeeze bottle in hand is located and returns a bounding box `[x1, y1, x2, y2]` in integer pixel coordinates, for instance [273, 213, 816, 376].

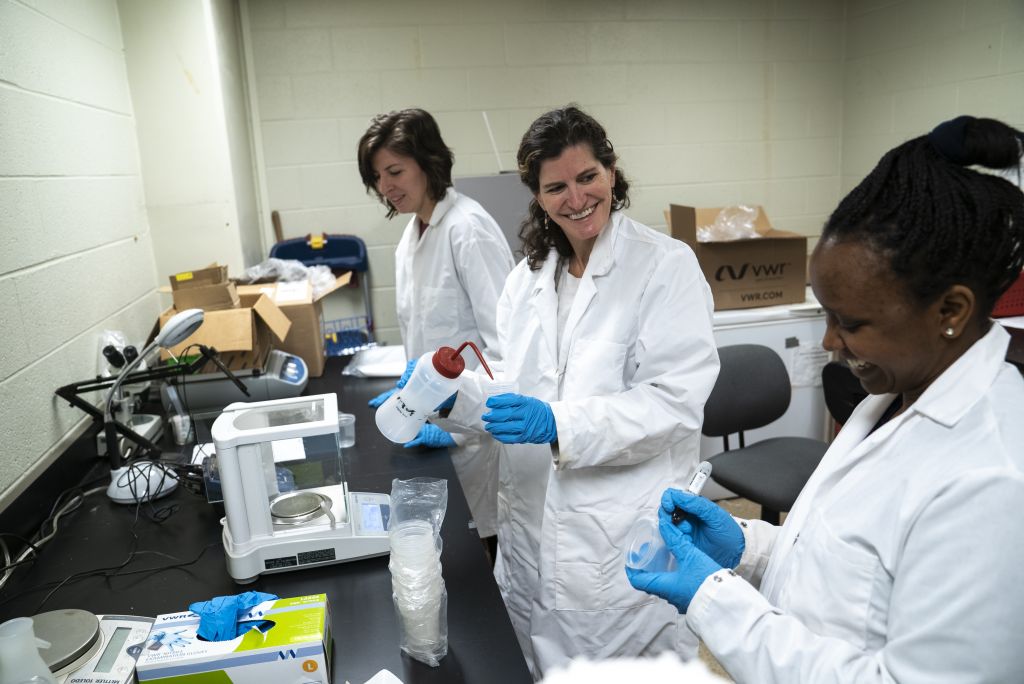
[375, 341, 494, 444]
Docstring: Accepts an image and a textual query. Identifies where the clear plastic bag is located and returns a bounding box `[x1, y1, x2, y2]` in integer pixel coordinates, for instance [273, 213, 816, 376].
[388, 478, 448, 666]
[239, 258, 338, 298]
[697, 204, 760, 242]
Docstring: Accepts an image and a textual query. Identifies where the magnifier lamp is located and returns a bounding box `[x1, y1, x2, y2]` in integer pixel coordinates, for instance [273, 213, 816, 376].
[104, 308, 204, 504]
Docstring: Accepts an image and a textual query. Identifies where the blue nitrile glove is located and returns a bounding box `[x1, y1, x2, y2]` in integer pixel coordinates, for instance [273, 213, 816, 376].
[626, 518, 722, 613]
[368, 359, 418, 407]
[189, 591, 277, 641]
[367, 387, 395, 408]
[482, 393, 557, 444]
[396, 358, 417, 389]
[660, 488, 745, 569]
[404, 423, 456, 449]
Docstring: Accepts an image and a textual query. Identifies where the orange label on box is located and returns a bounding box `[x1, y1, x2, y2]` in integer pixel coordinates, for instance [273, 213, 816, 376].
[175, 272, 194, 282]
[302, 661, 318, 672]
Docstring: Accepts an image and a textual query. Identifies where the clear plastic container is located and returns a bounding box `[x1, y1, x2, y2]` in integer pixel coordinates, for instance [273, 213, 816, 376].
[376, 352, 461, 444]
[337, 412, 356, 448]
[623, 517, 677, 573]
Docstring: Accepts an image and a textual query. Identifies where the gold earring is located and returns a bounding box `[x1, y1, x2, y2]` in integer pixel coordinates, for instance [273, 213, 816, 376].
[544, 214, 551, 231]
[944, 327, 955, 337]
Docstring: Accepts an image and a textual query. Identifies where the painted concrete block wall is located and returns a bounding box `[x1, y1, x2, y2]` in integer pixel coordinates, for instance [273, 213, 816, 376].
[0, 0, 160, 504]
[119, 0, 260, 286]
[841, 0, 1024, 192]
[245, 0, 848, 345]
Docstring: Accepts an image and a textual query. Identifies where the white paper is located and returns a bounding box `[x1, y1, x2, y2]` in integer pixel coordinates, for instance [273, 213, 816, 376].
[274, 280, 309, 303]
[342, 345, 408, 378]
[789, 341, 831, 387]
[270, 437, 306, 462]
[191, 443, 215, 465]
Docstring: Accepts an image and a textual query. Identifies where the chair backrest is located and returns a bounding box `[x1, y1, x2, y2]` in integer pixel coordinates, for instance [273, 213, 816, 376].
[702, 344, 791, 438]
[270, 234, 369, 272]
[821, 360, 867, 426]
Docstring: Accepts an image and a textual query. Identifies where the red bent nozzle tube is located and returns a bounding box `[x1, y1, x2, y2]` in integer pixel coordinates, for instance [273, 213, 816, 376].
[452, 341, 494, 380]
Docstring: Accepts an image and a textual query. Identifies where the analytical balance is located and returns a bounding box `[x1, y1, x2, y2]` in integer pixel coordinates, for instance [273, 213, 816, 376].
[211, 393, 390, 583]
[32, 609, 154, 684]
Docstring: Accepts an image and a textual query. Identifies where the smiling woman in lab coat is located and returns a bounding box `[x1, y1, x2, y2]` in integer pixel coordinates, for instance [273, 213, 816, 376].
[629, 116, 1024, 683]
[439, 105, 720, 679]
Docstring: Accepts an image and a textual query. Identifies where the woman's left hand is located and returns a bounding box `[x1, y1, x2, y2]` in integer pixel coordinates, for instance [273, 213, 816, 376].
[482, 393, 557, 444]
[626, 519, 722, 613]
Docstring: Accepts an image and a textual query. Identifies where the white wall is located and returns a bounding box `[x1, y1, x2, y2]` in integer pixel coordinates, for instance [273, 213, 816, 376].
[119, 0, 262, 283]
[0, 0, 160, 503]
[841, 0, 1024, 191]
[244, 0, 848, 345]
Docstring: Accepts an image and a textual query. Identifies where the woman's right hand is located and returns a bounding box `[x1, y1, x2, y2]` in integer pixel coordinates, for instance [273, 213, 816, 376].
[659, 488, 745, 569]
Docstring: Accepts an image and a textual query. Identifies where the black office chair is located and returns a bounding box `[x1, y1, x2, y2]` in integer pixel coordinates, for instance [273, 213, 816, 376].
[703, 344, 830, 524]
[821, 360, 866, 427]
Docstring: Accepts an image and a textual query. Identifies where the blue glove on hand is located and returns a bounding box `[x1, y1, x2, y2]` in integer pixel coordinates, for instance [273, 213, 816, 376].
[404, 423, 456, 449]
[482, 393, 557, 444]
[660, 488, 745, 569]
[626, 519, 722, 613]
[396, 358, 418, 389]
[367, 387, 395, 408]
[367, 359, 418, 408]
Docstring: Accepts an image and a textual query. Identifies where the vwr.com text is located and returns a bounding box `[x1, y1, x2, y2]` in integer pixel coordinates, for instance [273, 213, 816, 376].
[740, 290, 784, 302]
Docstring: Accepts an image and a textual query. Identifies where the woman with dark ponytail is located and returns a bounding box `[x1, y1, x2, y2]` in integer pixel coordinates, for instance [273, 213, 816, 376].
[630, 116, 1024, 683]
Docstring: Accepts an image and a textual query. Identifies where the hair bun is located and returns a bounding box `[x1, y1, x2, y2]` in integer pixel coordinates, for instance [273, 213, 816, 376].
[929, 115, 1023, 169]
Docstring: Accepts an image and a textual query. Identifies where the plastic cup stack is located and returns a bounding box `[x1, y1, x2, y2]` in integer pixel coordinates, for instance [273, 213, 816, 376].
[389, 520, 447, 661]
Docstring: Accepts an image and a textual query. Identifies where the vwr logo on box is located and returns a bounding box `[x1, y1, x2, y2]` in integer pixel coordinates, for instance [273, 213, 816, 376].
[715, 262, 791, 281]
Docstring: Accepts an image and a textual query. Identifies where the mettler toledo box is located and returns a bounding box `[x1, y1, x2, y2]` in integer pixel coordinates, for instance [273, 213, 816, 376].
[135, 594, 332, 684]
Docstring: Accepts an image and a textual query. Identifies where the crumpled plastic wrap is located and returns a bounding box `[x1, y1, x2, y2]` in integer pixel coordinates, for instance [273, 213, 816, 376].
[697, 205, 761, 242]
[239, 258, 339, 299]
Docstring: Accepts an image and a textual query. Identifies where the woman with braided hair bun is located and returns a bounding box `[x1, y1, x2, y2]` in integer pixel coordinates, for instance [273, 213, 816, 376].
[628, 116, 1024, 683]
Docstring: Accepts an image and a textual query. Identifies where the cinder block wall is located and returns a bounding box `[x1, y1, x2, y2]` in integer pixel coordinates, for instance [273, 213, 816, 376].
[0, 0, 160, 502]
[840, 0, 1024, 191]
[246, 0, 849, 345]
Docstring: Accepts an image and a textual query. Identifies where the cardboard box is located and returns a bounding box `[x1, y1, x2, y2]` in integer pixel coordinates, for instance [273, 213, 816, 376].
[169, 264, 239, 311]
[667, 204, 807, 310]
[136, 594, 332, 684]
[237, 273, 351, 378]
[158, 293, 291, 370]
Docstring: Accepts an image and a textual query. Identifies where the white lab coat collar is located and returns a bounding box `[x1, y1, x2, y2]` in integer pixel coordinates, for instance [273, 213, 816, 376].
[906, 322, 1010, 428]
[529, 211, 620, 295]
[424, 187, 458, 233]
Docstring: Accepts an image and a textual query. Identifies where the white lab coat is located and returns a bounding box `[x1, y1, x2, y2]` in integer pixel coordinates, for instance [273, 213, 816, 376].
[687, 323, 1024, 683]
[443, 212, 720, 678]
[394, 187, 513, 538]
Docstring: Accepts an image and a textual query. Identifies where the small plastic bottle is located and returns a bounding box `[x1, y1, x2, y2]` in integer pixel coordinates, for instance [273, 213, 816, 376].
[376, 349, 464, 444]
[0, 617, 58, 684]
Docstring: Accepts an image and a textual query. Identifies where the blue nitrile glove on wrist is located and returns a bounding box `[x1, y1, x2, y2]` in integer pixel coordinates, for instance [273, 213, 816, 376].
[660, 488, 745, 569]
[368, 359, 418, 408]
[626, 519, 722, 613]
[404, 423, 456, 449]
[367, 387, 395, 408]
[189, 591, 278, 640]
[482, 393, 557, 444]
[396, 358, 418, 388]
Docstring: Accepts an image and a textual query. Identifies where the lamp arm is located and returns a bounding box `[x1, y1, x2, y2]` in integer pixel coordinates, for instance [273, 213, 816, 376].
[104, 340, 158, 469]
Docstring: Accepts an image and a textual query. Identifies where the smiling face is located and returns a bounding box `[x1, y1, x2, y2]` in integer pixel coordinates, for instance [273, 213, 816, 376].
[534, 143, 616, 251]
[810, 238, 966, 404]
[371, 147, 434, 224]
